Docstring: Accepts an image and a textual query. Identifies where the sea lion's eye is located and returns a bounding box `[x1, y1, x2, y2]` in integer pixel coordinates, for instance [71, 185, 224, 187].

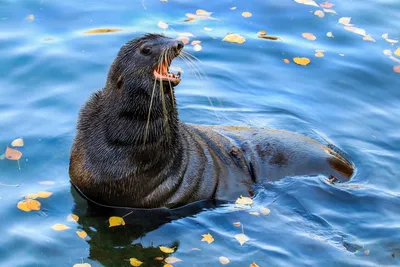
[141, 46, 151, 55]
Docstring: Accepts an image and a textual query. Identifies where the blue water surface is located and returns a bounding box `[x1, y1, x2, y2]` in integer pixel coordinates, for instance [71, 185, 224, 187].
[1, 0, 400, 266]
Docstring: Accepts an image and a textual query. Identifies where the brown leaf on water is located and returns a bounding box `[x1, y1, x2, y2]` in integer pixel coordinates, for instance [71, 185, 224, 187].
[219, 256, 230, 265]
[234, 233, 249, 246]
[155, 257, 164, 261]
[258, 30, 267, 35]
[52, 223, 70, 231]
[302, 33, 316, 41]
[157, 21, 168, 29]
[242, 12, 252, 18]
[11, 138, 24, 147]
[233, 221, 241, 227]
[258, 35, 280, 41]
[184, 18, 195, 22]
[165, 256, 182, 264]
[223, 33, 246, 44]
[67, 214, 79, 222]
[6, 147, 22, 160]
[314, 10, 325, 18]
[191, 40, 201, 45]
[284, 58, 290, 64]
[320, 1, 334, 8]
[315, 52, 324, 57]
[260, 207, 271, 215]
[201, 233, 214, 244]
[76, 230, 87, 239]
[250, 262, 259, 267]
[363, 35, 376, 42]
[293, 57, 311, 66]
[84, 28, 122, 34]
[37, 191, 53, 198]
[159, 246, 175, 253]
[394, 66, 400, 73]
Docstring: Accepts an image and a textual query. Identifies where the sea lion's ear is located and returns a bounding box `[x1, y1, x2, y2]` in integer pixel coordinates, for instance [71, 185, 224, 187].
[117, 75, 124, 89]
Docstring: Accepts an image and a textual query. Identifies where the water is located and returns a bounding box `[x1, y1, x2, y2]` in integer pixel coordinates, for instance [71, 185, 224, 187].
[1, 0, 399, 266]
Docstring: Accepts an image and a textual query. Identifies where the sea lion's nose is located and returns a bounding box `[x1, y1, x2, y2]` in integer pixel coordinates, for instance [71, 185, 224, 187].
[174, 40, 184, 53]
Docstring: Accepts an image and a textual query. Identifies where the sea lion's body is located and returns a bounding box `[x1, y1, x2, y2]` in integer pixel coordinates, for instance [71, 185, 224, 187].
[69, 34, 354, 208]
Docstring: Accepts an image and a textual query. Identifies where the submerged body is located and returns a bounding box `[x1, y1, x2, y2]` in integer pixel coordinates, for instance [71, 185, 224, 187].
[69, 34, 354, 208]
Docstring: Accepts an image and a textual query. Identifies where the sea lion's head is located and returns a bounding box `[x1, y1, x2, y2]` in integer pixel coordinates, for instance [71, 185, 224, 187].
[106, 34, 184, 95]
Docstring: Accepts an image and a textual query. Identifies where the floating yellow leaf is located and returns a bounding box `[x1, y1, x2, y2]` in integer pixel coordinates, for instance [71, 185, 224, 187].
[234, 233, 249, 246]
[294, 0, 319, 7]
[293, 57, 311, 66]
[73, 263, 91, 267]
[196, 9, 213, 16]
[394, 66, 400, 73]
[258, 30, 267, 35]
[395, 47, 400, 57]
[338, 17, 352, 26]
[191, 40, 201, 45]
[84, 29, 122, 34]
[155, 257, 164, 261]
[159, 246, 175, 253]
[219, 256, 230, 265]
[250, 262, 259, 267]
[363, 35, 376, 42]
[320, 1, 334, 8]
[76, 231, 87, 239]
[315, 52, 324, 57]
[284, 58, 290, 64]
[344, 26, 366, 37]
[17, 201, 30, 212]
[233, 221, 241, 227]
[201, 233, 214, 244]
[129, 258, 143, 267]
[235, 195, 253, 205]
[164, 265, 173, 267]
[314, 10, 325, 18]
[260, 207, 271, 215]
[327, 32, 334, 38]
[11, 138, 24, 147]
[52, 224, 70, 231]
[109, 216, 125, 227]
[165, 256, 182, 264]
[67, 214, 79, 222]
[158, 21, 168, 29]
[249, 212, 260, 216]
[302, 33, 316, 41]
[223, 33, 246, 44]
[242, 12, 252, 18]
[193, 44, 202, 51]
[37, 191, 53, 198]
[26, 193, 38, 199]
[382, 33, 398, 44]
[26, 199, 41, 210]
[5, 147, 22, 160]
[26, 14, 34, 22]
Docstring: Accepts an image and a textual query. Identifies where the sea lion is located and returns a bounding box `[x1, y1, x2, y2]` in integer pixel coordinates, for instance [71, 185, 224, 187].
[69, 34, 354, 208]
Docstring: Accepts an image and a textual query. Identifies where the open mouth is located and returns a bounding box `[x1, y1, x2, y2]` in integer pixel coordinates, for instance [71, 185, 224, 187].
[153, 57, 181, 86]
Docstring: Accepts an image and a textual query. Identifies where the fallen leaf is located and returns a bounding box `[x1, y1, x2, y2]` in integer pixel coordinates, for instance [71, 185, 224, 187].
[234, 233, 249, 246]
[293, 57, 311, 66]
[284, 58, 290, 64]
[26, 199, 41, 210]
[204, 27, 213, 31]
[233, 221, 241, 227]
[17, 201, 31, 212]
[159, 246, 175, 253]
[363, 35, 376, 42]
[394, 66, 400, 73]
[219, 256, 230, 265]
[315, 52, 324, 57]
[109, 216, 125, 227]
[395, 47, 400, 57]
[314, 10, 325, 18]
[11, 138, 24, 147]
[52, 224, 70, 231]
[323, 9, 337, 14]
[164, 265, 173, 267]
[184, 18, 195, 22]
[320, 1, 334, 8]
[37, 191, 53, 198]
[294, 0, 319, 7]
[73, 263, 91, 267]
[242, 12, 252, 18]
[258, 35, 280, 41]
[38, 181, 55, 185]
[26, 193, 39, 199]
[129, 258, 143, 267]
[193, 44, 202, 51]
[344, 26, 366, 37]
[249, 212, 260, 216]
[201, 233, 214, 244]
[382, 33, 398, 44]
[26, 14, 34, 22]
[302, 33, 316, 41]
[327, 32, 334, 38]
[67, 214, 79, 222]
[191, 40, 201, 45]
[235, 195, 253, 205]
[158, 21, 168, 29]
[260, 207, 271, 215]
[222, 33, 246, 44]
[250, 262, 259, 267]
[84, 29, 122, 34]
[196, 9, 213, 16]
[155, 257, 164, 261]
[339, 17, 352, 26]
[76, 230, 87, 239]
[6, 147, 22, 160]
[230, 7, 237, 10]
[165, 256, 182, 264]
[258, 30, 267, 35]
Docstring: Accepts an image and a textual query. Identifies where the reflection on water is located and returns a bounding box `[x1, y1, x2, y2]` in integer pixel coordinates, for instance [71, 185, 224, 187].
[0, 0, 400, 266]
